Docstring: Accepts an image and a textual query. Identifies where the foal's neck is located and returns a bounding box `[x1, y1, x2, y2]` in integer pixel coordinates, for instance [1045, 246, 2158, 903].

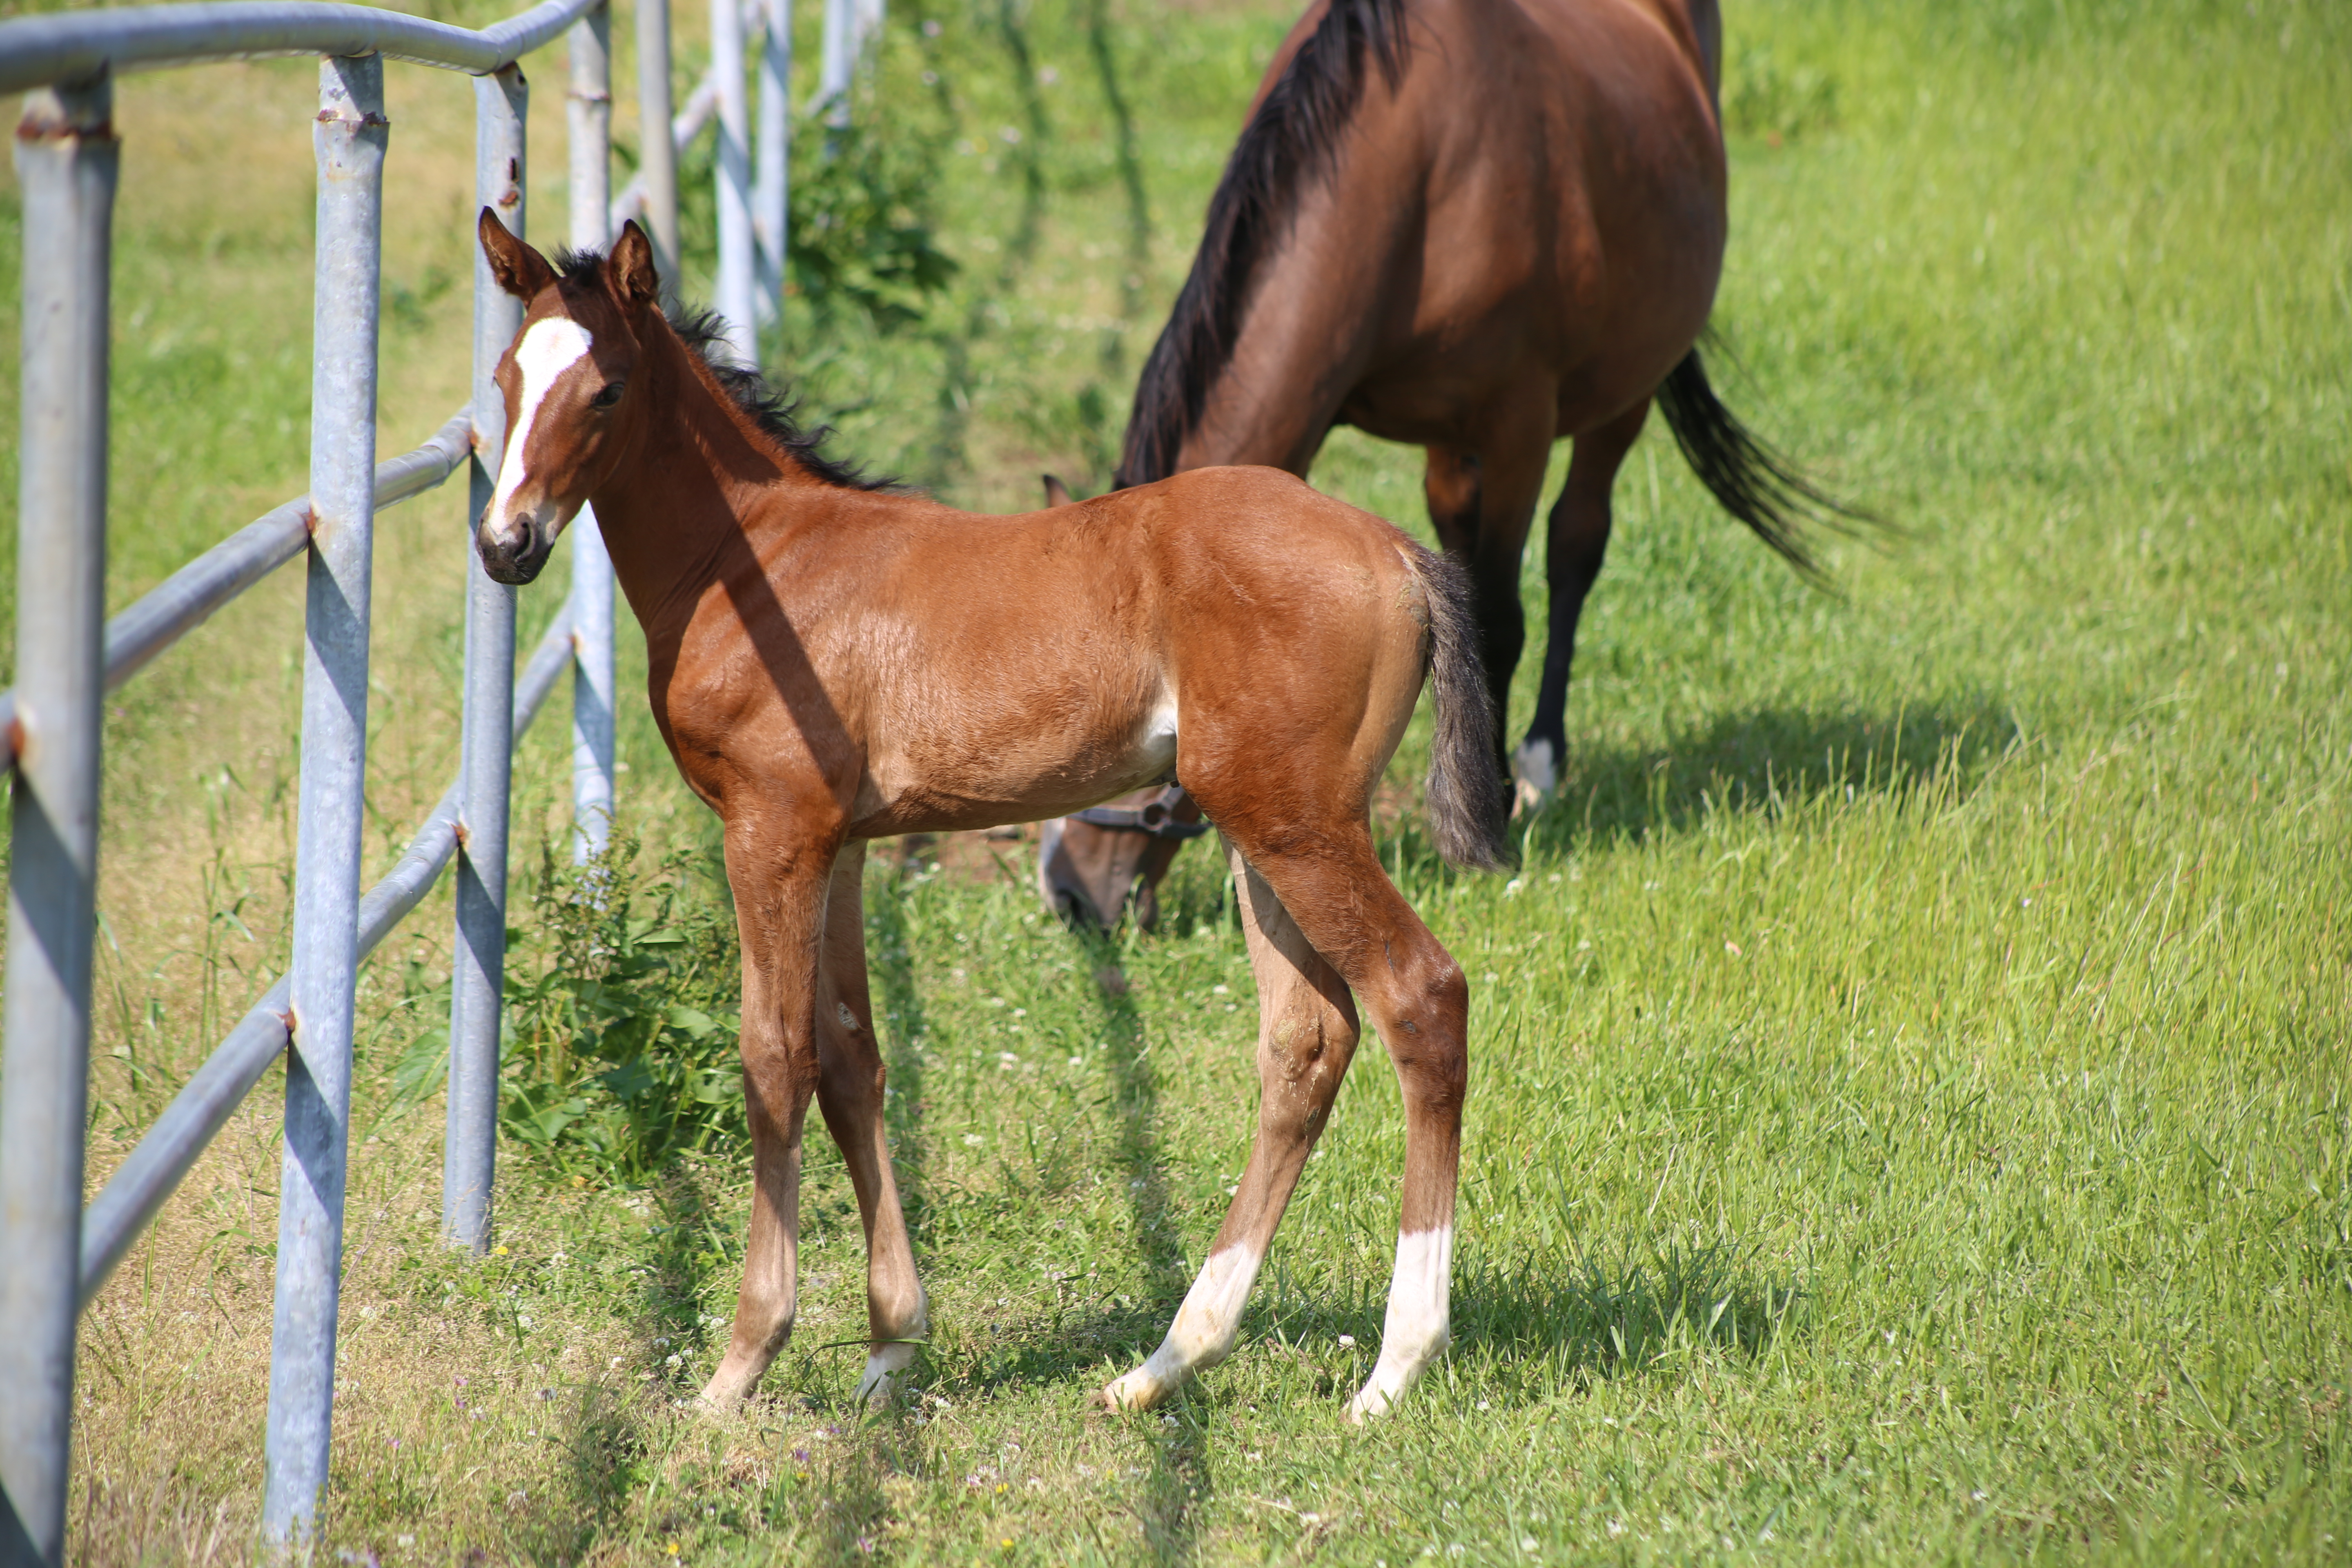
[589, 316, 839, 637]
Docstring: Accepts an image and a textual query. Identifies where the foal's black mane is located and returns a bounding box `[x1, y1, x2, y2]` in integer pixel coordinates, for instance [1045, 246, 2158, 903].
[1113, 0, 1410, 490]
[555, 248, 895, 493]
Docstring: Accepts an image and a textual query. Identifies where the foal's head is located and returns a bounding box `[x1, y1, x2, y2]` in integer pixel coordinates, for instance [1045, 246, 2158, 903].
[473, 210, 663, 586]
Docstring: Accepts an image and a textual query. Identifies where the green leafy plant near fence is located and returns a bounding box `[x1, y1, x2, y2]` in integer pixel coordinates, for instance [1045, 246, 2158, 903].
[653, 74, 959, 336]
[494, 837, 745, 1179]
[378, 834, 746, 1180]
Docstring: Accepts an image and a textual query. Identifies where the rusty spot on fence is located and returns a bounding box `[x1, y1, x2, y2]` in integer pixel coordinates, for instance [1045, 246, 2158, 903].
[16, 116, 114, 143]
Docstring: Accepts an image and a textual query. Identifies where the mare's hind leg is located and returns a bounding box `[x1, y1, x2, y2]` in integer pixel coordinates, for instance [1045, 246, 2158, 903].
[1426, 399, 1558, 785]
[1517, 400, 1649, 799]
[808, 842, 930, 1405]
[1102, 842, 1362, 1410]
[1221, 827, 1470, 1421]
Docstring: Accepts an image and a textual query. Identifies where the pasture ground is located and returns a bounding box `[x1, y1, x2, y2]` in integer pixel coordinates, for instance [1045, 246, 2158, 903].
[0, 0, 2346, 1561]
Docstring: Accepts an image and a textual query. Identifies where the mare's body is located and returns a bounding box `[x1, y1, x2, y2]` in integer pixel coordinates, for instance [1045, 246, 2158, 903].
[470, 216, 1510, 1419]
[1046, 0, 1856, 929]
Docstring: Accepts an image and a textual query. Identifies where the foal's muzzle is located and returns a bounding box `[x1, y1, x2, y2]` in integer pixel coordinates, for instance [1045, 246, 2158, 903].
[475, 514, 554, 586]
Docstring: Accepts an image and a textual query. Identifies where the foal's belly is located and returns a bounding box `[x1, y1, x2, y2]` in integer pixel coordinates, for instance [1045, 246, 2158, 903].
[848, 690, 1180, 839]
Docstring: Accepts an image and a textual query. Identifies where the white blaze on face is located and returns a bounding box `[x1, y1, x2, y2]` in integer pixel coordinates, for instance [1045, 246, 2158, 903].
[1348, 1223, 1453, 1421]
[488, 316, 596, 535]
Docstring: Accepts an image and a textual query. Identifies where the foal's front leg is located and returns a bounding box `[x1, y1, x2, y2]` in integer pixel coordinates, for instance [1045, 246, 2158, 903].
[698, 833, 835, 1411]
[808, 842, 929, 1405]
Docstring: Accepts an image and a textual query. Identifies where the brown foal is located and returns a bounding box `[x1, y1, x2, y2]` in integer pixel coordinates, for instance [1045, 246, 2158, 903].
[470, 213, 1510, 1418]
[1045, 0, 1866, 929]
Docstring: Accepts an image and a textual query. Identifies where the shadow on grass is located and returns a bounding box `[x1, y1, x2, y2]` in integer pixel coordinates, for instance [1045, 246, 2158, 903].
[1085, 938, 1216, 1566]
[508, 1382, 648, 1563]
[922, 0, 1054, 487]
[1450, 1243, 1805, 1388]
[1528, 699, 2022, 857]
[1377, 699, 2020, 879]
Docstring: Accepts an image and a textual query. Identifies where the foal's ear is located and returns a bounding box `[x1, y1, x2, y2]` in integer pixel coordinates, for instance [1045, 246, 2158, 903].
[611, 220, 662, 311]
[478, 207, 556, 300]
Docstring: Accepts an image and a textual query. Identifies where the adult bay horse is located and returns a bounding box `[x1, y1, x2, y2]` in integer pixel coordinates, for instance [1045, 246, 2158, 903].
[1042, 0, 1862, 930]
[470, 213, 1510, 1419]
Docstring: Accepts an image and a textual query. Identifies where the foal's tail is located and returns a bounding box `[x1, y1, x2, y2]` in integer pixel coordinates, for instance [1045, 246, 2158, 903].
[1406, 548, 1513, 874]
[1655, 341, 1880, 577]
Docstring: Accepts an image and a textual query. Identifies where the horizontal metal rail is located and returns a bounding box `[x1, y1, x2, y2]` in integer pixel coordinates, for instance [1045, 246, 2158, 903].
[0, 410, 470, 775]
[74, 607, 575, 1307]
[0, 0, 603, 96]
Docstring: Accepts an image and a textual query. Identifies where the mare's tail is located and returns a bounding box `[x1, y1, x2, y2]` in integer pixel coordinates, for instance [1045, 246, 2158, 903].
[1655, 341, 1879, 576]
[1406, 548, 1513, 874]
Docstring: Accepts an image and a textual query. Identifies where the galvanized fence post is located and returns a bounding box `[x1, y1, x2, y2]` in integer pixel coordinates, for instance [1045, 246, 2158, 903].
[820, 0, 855, 133]
[445, 63, 527, 1256]
[855, 0, 884, 81]
[0, 74, 115, 1568]
[753, 0, 788, 325]
[260, 49, 388, 1544]
[633, 0, 682, 297]
[568, 4, 616, 864]
[709, 0, 757, 363]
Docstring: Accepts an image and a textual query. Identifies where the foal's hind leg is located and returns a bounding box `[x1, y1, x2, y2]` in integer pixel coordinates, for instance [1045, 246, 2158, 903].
[1102, 842, 1361, 1410]
[1222, 829, 1470, 1422]
[1518, 400, 1649, 798]
[808, 842, 930, 1405]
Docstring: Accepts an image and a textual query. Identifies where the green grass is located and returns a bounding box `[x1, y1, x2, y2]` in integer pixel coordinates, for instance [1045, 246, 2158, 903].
[6, 0, 2350, 1561]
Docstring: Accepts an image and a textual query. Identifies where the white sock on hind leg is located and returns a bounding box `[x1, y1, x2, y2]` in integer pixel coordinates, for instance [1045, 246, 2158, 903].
[1103, 1243, 1264, 1410]
[1348, 1224, 1454, 1421]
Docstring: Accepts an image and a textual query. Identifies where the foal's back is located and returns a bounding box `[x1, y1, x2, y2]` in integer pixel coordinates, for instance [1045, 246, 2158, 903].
[722, 464, 1430, 838]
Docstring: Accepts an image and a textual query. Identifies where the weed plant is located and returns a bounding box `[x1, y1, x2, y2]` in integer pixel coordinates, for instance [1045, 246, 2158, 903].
[495, 839, 746, 1177]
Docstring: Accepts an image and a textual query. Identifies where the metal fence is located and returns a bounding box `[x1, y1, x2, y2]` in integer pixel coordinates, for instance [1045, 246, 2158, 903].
[0, 0, 877, 1555]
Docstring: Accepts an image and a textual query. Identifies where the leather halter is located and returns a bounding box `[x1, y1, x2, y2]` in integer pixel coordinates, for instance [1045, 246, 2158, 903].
[1069, 784, 1210, 840]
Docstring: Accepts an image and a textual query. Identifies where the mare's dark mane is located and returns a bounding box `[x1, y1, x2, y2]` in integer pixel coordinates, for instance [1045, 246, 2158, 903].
[1113, 0, 1410, 489]
[555, 248, 895, 492]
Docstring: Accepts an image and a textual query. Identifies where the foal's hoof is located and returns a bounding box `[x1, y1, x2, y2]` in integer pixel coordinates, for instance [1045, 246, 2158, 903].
[686, 1389, 738, 1422]
[1098, 1370, 1167, 1412]
[851, 1359, 911, 1410]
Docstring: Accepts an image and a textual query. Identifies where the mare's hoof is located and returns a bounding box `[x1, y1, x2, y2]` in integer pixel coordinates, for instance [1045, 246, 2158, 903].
[1510, 739, 1559, 818]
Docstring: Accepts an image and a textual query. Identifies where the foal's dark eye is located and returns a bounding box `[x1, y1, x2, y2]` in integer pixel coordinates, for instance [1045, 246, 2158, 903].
[590, 381, 626, 409]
